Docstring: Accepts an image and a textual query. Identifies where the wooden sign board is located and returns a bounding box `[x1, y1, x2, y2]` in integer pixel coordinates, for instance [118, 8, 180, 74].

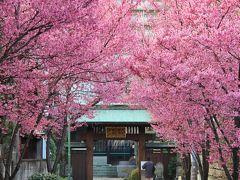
[106, 127, 126, 138]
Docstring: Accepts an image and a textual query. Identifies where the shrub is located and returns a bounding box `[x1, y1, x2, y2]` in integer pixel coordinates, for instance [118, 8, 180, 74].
[28, 173, 45, 180]
[28, 173, 61, 180]
[44, 173, 59, 180]
[128, 168, 139, 180]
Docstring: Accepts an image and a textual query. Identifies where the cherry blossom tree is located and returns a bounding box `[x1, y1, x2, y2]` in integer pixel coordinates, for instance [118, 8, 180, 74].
[0, 0, 137, 179]
[130, 0, 240, 179]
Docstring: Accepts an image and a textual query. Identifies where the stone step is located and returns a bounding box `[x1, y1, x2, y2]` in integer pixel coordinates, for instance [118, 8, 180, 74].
[93, 165, 118, 177]
[93, 156, 107, 165]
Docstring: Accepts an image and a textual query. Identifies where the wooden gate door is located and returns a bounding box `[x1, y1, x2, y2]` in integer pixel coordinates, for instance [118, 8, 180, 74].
[71, 149, 87, 180]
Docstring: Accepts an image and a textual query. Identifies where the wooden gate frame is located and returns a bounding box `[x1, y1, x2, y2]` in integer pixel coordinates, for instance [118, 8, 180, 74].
[72, 123, 153, 180]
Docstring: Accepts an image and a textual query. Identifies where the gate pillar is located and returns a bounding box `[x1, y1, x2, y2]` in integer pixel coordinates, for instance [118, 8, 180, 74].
[138, 126, 146, 180]
[86, 127, 93, 180]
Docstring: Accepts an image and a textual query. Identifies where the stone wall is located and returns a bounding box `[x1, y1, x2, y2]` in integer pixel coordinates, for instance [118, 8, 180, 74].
[14, 160, 47, 180]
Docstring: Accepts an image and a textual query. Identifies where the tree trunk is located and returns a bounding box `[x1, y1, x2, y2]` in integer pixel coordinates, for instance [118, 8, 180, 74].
[232, 147, 239, 180]
[202, 148, 209, 180]
[46, 118, 68, 174]
[4, 124, 19, 180]
[8, 134, 32, 180]
[232, 117, 240, 180]
[195, 153, 203, 180]
[46, 131, 52, 172]
[209, 118, 232, 180]
[202, 138, 210, 180]
[194, 135, 210, 180]
[50, 122, 67, 174]
[182, 153, 191, 180]
[6, 109, 45, 180]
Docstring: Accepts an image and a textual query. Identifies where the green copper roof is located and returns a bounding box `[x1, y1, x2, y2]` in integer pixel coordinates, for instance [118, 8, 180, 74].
[77, 109, 151, 123]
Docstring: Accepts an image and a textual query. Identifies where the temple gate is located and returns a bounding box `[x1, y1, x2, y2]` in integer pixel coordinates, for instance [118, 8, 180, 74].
[67, 105, 175, 180]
